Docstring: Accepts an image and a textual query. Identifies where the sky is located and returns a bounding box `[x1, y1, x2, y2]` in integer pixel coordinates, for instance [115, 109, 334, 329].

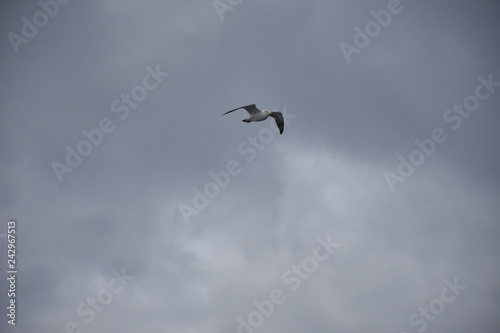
[1, 0, 500, 332]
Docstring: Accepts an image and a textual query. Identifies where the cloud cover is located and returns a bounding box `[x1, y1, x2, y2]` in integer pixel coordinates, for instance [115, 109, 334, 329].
[1, 0, 499, 332]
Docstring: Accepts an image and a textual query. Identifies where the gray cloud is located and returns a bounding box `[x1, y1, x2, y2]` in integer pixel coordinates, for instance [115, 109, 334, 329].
[1, 0, 499, 332]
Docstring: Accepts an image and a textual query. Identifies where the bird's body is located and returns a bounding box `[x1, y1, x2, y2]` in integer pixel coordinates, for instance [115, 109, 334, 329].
[223, 104, 284, 134]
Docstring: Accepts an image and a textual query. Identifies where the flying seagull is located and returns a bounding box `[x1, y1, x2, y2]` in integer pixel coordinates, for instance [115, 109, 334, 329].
[222, 104, 284, 134]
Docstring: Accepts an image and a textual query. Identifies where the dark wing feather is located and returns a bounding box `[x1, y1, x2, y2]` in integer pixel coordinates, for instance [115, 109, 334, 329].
[270, 112, 284, 134]
[222, 104, 259, 115]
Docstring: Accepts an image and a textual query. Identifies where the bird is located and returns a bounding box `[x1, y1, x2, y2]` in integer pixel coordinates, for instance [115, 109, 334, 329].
[222, 104, 284, 134]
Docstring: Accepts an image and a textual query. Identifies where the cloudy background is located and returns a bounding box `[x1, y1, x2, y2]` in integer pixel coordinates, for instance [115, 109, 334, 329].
[1, 0, 500, 332]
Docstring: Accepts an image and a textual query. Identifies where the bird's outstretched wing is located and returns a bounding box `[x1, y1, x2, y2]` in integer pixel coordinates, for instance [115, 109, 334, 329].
[223, 104, 260, 115]
[269, 112, 284, 134]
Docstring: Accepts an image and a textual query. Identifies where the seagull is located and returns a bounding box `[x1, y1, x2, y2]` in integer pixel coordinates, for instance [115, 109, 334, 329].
[222, 104, 284, 134]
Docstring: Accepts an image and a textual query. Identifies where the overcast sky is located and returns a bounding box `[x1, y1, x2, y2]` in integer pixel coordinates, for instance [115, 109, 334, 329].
[1, 0, 500, 332]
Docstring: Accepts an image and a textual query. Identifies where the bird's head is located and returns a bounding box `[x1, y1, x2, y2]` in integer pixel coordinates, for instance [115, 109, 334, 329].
[265, 110, 272, 115]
